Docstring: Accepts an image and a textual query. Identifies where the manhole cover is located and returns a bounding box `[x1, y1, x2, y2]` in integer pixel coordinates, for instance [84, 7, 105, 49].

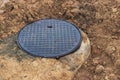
[17, 19, 82, 58]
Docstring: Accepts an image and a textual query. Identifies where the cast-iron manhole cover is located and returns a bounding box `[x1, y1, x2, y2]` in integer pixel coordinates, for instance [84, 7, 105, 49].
[17, 19, 82, 58]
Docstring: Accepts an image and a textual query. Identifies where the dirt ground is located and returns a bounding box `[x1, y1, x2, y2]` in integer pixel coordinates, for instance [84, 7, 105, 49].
[0, 0, 120, 80]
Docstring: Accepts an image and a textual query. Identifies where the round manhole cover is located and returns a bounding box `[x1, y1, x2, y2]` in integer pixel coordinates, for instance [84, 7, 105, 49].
[17, 19, 82, 58]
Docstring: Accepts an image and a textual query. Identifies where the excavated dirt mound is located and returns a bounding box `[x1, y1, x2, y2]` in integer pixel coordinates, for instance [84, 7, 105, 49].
[0, 0, 120, 80]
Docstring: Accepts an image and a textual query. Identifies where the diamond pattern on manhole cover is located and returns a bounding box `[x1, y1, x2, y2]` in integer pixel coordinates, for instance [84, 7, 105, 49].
[17, 19, 82, 58]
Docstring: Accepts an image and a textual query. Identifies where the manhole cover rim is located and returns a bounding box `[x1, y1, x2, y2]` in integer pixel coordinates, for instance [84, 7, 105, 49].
[17, 18, 82, 58]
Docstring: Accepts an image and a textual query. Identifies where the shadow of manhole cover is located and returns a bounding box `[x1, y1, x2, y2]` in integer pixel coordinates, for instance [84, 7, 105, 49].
[17, 19, 82, 58]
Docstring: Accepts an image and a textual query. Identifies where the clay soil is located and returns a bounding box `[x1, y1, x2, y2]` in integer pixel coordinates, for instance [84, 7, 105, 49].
[0, 0, 120, 80]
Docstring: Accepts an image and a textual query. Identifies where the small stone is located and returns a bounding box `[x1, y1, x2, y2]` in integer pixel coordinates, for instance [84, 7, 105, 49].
[93, 57, 101, 65]
[111, 36, 119, 39]
[95, 65, 104, 73]
[32, 60, 39, 67]
[93, 75, 97, 80]
[108, 74, 119, 80]
[106, 45, 116, 54]
[112, 8, 117, 13]
[92, 45, 100, 55]
[82, 24, 87, 29]
[13, 5, 19, 9]
[70, 8, 80, 14]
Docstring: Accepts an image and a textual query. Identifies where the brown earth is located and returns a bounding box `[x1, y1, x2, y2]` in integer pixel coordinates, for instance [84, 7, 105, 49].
[0, 0, 120, 80]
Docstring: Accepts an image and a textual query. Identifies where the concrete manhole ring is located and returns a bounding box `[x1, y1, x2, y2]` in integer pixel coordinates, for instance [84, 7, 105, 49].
[0, 19, 91, 80]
